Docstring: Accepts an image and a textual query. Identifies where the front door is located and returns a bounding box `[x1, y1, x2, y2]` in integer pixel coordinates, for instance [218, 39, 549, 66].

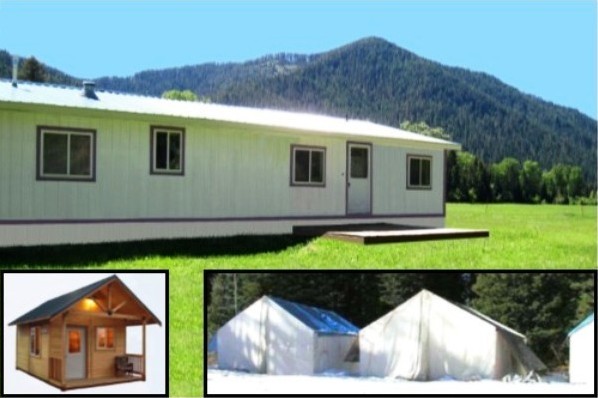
[347, 143, 372, 215]
[66, 327, 86, 380]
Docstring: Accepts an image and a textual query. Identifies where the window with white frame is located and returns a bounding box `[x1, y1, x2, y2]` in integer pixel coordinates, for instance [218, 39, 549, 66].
[407, 155, 432, 189]
[151, 126, 184, 175]
[291, 145, 325, 186]
[37, 127, 95, 181]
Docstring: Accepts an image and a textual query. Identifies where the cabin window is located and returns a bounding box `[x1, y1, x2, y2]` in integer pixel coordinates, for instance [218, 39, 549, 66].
[37, 126, 96, 181]
[151, 126, 185, 175]
[96, 327, 115, 350]
[291, 145, 326, 186]
[30, 326, 40, 356]
[407, 155, 432, 189]
[68, 330, 81, 353]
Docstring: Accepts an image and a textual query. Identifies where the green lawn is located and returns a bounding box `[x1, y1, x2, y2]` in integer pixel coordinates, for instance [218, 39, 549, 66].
[1, 204, 596, 396]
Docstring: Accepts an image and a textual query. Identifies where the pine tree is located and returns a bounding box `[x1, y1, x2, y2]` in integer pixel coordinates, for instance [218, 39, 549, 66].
[207, 273, 236, 336]
[19, 56, 46, 82]
[520, 160, 543, 203]
[568, 274, 595, 321]
[378, 273, 470, 311]
[378, 273, 425, 309]
[207, 273, 262, 336]
[472, 272, 594, 366]
[161, 89, 199, 101]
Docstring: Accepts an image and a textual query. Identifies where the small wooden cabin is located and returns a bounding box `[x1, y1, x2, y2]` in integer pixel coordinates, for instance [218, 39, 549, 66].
[9, 275, 161, 391]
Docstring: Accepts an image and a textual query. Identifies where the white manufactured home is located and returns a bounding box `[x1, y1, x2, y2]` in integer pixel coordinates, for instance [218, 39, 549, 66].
[0, 80, 460, 246]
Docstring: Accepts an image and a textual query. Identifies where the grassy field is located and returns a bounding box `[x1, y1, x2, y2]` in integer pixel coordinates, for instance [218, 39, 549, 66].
[1, 204, 596, 396]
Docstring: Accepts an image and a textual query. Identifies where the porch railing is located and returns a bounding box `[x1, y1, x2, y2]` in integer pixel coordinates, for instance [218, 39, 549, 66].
[119, 354, 144, 376]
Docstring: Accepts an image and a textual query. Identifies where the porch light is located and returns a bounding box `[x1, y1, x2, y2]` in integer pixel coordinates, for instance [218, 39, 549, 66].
[82, 298, 98, 311]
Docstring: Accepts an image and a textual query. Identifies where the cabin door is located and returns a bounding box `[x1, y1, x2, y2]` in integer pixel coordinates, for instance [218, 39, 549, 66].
[66, 327, 86, 380]
[347, 143, 372, 215]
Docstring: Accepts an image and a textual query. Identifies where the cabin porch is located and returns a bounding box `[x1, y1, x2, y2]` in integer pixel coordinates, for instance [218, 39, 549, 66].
[43, 373, 142, 391]
[48, 353, 145, 390]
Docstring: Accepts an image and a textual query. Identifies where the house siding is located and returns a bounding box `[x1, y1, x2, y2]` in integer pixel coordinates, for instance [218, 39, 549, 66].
[49, 317, 62, 364]
[17, 323, 50, 379]
[372, 145, 443, 215]
[29, 327, 50, 379]
[0, 106, 447, 245]
[16, 325, 29, 371]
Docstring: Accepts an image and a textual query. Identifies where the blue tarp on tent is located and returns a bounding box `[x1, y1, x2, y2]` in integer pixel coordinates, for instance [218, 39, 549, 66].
[208, 335, 217, 353]
[568, 313, 594, 338]
[269, 296, 359, 335]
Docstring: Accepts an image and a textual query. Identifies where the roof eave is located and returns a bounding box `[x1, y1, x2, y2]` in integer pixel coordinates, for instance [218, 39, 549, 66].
[8, 316, 51, 327]
[0, 97, 462, 150]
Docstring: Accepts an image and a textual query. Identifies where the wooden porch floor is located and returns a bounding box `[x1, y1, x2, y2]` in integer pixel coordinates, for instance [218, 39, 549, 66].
[56, 374, 142, 390]
[293, 223, 489, 245]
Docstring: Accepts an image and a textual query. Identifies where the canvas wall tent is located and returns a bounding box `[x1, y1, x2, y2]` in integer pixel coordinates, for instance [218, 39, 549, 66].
[0, 79, 460, 247]
[8, 275, 161, 390]
[359, 289, 546, 381]
[568, 314, 595, 385]
[217, 296, 359, 375]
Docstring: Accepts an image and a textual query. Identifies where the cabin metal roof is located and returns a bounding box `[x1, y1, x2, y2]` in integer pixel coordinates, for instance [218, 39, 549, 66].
[269, 296, 359, 335]
[8, 274, 161, 326]
[0, 80, 460, 150]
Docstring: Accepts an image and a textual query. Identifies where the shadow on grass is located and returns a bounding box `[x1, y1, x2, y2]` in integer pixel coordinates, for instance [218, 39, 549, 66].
[0, 234, 313, 267]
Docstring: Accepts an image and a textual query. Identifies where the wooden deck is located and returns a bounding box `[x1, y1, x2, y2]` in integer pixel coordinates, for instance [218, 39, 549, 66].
[293, 223, 489, 245]
[48, 374, 142, 390]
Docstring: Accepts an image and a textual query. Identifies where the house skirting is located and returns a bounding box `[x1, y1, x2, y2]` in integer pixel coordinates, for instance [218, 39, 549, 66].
[0, 215, 443, 247]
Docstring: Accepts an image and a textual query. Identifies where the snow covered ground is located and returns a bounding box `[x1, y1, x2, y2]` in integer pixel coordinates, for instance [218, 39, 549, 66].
[207, 369, 595, 395]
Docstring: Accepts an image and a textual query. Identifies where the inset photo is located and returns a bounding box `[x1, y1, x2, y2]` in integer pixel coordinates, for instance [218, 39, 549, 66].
[205, 270, 595, 396]
[2, 271, 168, 396]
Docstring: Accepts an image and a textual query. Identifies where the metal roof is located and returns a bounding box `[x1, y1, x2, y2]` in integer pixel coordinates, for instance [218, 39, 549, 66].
[8, 274, 161, 326]
[269, 296, 359, 335]
[568, 313, 594, 337]
[0, 79, 460, 150]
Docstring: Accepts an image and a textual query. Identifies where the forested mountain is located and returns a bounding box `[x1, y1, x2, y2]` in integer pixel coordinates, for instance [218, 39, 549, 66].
[207, 271, 595, 368]
[94, 53, 315, 99]
[210, 38, 596, 183]
[1, 38, 595, 182]
[0, 50, 80, 86]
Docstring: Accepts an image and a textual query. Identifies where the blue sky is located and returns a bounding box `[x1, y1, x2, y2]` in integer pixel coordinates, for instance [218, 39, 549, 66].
[0, 1, 596, 118]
